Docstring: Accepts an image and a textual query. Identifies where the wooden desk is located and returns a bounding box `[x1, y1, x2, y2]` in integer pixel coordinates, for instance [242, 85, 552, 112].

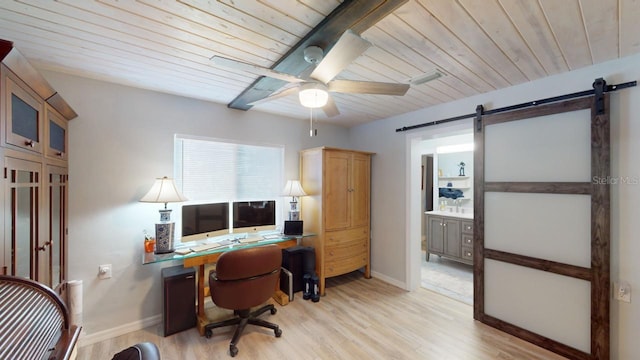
[143, 236, 307, 335]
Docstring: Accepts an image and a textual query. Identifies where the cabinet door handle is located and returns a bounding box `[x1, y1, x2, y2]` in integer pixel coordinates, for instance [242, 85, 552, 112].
[37, 241, 52, 251]
[25, 140, 35, 147]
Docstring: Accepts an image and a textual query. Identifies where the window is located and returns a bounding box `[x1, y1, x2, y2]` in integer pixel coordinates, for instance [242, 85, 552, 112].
[174, 135, 284, 203]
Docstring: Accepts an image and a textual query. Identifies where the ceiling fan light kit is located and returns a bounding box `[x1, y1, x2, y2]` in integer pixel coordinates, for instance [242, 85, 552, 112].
[299, 83, 329, 108]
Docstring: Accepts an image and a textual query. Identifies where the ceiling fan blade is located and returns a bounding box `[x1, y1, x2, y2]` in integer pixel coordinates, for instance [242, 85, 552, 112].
[211, 55, 304, 84]
[247, 85, 300, 106]
[310, 29, 372, 84]
[322, 95, 340, 117]
[328, 80, 410, 96]
[298, 63, 316, 80]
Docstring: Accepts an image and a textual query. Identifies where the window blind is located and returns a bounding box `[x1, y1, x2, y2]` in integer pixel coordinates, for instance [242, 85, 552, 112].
[174, 136, 284, 203]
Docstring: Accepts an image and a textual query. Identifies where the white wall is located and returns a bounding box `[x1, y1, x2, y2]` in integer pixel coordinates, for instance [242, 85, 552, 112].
[434, 147, 474, 211]
[437, 151, 472, 178]
[350, 52, 640, 359]
[41, 71, 351, 342]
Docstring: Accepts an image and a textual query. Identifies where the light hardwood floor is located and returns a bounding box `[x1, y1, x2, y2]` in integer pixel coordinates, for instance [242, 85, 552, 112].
[78, 272, 566, 359]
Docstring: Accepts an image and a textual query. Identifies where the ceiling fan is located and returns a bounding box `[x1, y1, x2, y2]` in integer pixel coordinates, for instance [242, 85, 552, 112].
[210, 29, 410, 117]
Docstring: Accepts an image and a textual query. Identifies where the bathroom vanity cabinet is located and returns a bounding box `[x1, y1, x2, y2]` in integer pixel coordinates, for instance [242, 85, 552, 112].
[425, 212, 473, 265]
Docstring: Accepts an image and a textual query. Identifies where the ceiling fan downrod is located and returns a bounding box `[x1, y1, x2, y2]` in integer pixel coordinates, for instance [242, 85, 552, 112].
[309, 107, 317, 137]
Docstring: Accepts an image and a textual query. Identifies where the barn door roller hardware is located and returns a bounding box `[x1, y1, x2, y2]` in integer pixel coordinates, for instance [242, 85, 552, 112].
[396, 78, 636, 133]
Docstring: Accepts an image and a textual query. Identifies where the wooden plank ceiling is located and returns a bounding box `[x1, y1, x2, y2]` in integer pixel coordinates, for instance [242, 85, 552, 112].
[0, 0, 637, 128]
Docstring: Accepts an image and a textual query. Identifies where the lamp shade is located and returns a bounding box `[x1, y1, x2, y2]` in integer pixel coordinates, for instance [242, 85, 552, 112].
[282, 180, 307, 197]
[140, 177, 188, 204]
[298, 83, 329, 108]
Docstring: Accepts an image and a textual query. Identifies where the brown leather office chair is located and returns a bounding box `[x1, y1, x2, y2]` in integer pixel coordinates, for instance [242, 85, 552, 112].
[205, 244, 283, 357]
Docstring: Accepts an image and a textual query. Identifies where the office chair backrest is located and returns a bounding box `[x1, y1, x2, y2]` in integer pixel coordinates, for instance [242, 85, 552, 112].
[210, 244, 282, 310]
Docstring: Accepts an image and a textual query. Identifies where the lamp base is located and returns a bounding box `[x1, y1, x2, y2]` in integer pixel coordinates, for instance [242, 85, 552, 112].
[159, 208, 172, 222]
[288, 211, 300, 221]
[154, 222, 175, 254]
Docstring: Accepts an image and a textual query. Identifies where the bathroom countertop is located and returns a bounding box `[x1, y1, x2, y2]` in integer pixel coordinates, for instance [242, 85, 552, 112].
[425, 210, 474, 220]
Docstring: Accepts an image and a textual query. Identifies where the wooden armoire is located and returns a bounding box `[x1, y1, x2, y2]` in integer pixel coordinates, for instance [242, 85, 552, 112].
[300, 147, 373, 295]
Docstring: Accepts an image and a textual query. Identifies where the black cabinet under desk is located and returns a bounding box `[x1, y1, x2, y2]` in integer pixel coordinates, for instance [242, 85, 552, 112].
[161, 265, 196, 336]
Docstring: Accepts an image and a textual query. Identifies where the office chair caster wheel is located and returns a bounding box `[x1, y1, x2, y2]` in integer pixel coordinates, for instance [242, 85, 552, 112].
[230, 345, 238, 357]
[270, 307, 277, 315]
[275, 327, 282, 337]
[205, 329, 213, 339]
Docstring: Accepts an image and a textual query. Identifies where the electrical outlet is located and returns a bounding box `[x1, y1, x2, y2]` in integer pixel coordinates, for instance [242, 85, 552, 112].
[98, 264, 112, 279]
[613, 281, 631, 303]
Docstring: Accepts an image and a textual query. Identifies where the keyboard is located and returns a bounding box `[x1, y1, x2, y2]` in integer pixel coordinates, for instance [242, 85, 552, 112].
[190, 242, 223, 252]
[263, 234, 281, 240]
[238, 236, 263, 244]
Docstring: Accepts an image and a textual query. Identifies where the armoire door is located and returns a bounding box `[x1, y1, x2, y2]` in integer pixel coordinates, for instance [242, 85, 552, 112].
[350, 152, 370, 229]
[324, 150, 350, 230]
[42, 165, 67, 290]
[4, 156, 41, 280]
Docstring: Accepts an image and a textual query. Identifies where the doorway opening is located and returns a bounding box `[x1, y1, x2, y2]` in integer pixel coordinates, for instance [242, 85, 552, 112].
[416, 133, 474, 305]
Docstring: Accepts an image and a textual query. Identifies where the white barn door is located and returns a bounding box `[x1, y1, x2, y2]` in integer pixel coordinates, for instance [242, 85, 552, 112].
[474, 88, 610, 360]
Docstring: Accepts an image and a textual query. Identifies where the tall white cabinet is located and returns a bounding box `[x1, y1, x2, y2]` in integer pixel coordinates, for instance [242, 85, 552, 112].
[0, 39, 76, 297]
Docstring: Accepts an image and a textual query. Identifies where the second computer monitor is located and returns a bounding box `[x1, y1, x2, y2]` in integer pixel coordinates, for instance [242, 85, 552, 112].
[232, 200, 276, 233]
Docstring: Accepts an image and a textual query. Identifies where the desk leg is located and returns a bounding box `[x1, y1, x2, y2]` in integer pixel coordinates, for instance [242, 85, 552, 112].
[196, 264, 207, 336]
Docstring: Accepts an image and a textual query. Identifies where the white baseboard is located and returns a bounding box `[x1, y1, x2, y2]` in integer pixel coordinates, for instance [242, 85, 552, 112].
[77, 314, 162, 347]
[370, 270, 409, 291]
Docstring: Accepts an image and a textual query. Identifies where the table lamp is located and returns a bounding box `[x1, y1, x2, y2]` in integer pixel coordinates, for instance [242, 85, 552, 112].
[282, 180, 307, 220]
[140, 176, 187, 253]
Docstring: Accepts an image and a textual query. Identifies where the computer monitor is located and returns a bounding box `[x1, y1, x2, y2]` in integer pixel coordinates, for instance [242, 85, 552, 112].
[181, 202, 230, 242]
[232, 200, 276, 233]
